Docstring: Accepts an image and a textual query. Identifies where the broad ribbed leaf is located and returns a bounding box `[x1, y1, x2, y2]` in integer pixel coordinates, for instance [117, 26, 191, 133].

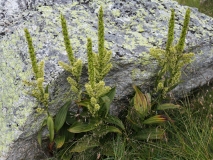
[45, 84, 49, 93]
[70, 135, 100, 152]
[55, 135, 65, 149]
[76, 99, 90, 107]
[37, 130, 42, 146]
[126, 109, 142, 130]
[104, 115, 125, 131]
[104, 87, 116, 102]
[143, 115, 167, 124]
[100, 96, 111, 117]
[55, 100, 71, 132]
[47, 116, 54, 142]
[133, 128, 165, 140]
[65, 111, 76, 125]
[157, 103, 180, 110]
[37, 119, 47, 146]
[101, 140, 114, 156]
[133, 85, 149, 117]
[68, 118, 100, 133]
[93, 125, 122, 137]
[145, 93, 151, 107]
[99, 87, 116, 117]
[59, 123, 74, 141]
[41, 118, 47, 127]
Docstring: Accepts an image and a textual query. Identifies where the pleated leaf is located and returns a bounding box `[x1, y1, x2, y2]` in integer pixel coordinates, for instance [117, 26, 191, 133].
[37, 130, 42, 146]
[77, 99, 90, 108]
[132, 85, 149, 118]
[59, 123, 74, 141]
[70, 135, 100, 152]
[54, 100, 71, 132]
[37, 118, 47, 146]
[104, 115, 125, 131]
[157, 103, 180, 110]
[45, 84, 49, 93]
[55, 135, 65, 149]
[143, 115, 167, 124]
[99, 87, 116, 117]
[47, 116, 54, 142]
[93, 125, 122, 137]
[133, 128, 165, 140]
[68, 118, 100, 133]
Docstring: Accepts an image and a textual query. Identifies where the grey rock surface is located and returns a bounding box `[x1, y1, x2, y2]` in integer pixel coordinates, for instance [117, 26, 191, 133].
[0, 0, 213, 159]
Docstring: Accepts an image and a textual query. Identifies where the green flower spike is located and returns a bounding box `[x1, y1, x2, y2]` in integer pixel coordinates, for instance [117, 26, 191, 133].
[60, 13, 75, 65]
[59, 13, 83, 101]
[24, 28, 49, 107]
[24, 28, 39, 79]
[150, 8, 194, 99]
[95, 6, 112, 82]
[87, 38, 96, 88]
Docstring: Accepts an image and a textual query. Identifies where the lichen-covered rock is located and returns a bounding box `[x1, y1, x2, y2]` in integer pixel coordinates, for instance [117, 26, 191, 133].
[0, 0, 213, 159]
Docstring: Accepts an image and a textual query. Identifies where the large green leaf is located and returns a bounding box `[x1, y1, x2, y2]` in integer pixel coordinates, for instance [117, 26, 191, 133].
[54, 100, 71, 132]
[65, 111, 76, 125]
[37, 118, 47, 146]
[45, 84, 49, 93]
[47, 115, 54, 142]
[70, 135, 100, 152]
[59, 123, 74, 141]
[143, 115, 167, 124]
[157, 103, 180, 110]
[76, 99, 90, 107]
[37, 130, 42, 146]
[132, 85, 150, 118]
[126, 106, 144, 130]
[100, 140, 114, 156]
[132, 128, 165, 140]
[99, 87, 116, 117]
[93, 125, 122, 137]
[68, 118, 101, 133]
[99, 96, 111, 117]
[104, 87, 116, 102]
[104, 115, 125, 131]
[55, 135, 65, 149]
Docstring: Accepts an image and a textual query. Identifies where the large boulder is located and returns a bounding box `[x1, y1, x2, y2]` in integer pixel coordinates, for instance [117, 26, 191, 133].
[0, 0, 213, 159]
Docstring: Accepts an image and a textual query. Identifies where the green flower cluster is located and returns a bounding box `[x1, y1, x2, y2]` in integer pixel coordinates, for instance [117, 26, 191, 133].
[58, 7, 112, 116]
[85, 7, 112, 116]
[58, 14, 83, 102]
[150, 9, 194, 97]
[24, 29, 49, 107]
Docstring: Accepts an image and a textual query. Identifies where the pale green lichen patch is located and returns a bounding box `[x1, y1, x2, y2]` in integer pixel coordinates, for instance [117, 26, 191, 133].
[112, 9, 121, 17]
[0, 30, 35, 155]
[131, 69, 153, 82]
[139, 52, 151, 65]
[123, 31, 151, 53]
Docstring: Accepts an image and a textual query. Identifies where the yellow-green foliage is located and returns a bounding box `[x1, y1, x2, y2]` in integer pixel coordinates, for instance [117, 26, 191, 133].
[24, 29, 49, 107]
[58, 14, 83, 101]
[150, 8, 194, 97]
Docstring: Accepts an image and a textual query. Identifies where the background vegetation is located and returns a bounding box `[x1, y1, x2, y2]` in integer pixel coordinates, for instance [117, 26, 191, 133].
[175, 0, 213, 17]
